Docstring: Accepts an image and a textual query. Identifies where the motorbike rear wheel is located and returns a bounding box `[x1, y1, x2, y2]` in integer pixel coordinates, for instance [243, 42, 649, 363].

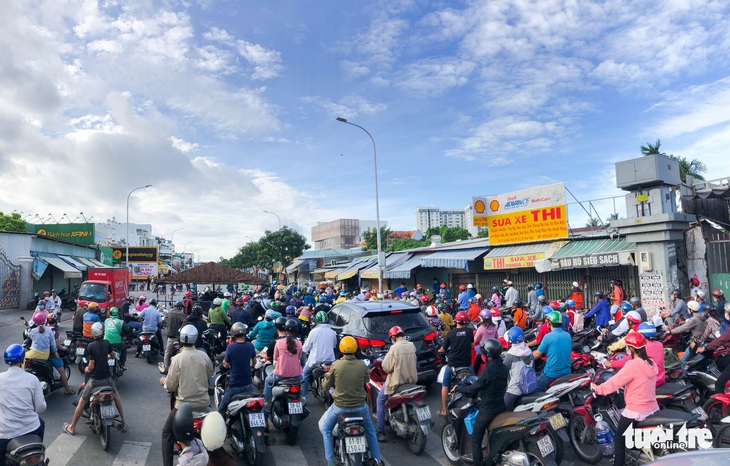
[407, 418, 427, 455]
[286, 424, 299, 446]
[345, 452, 363, 466]
[146, 351, 153, 364]
[702, 398, 728, 435]
[713, 423, 730, 448]
[99, 417, 110, 451]
[245, 426, 264, 466]
[440, 423, 461, 465]
[567, 413, 602, 464]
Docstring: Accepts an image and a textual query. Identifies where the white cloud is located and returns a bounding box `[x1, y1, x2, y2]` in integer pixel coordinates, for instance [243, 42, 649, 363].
[395, 58, 476, 94]
[169, 136, 199, 152]
[302, 95, 386, 119]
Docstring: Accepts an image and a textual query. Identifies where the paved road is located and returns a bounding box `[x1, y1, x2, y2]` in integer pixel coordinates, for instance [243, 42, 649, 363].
[0, 308, 608, 465]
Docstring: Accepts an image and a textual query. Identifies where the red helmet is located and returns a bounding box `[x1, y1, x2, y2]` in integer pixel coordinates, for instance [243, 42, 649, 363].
[416, 283, 422, 288]
[455, 311, 469, 324]
[625, 332, 646, 349]
[626, 311, 642, 325]
[440, 283, 446, 289]
[388, 326, 404, 339]
[690, 277, 700, 286]
[235, 298, 244, 305]
[243, 295, 251, 302]
[459, 285, 466, 291]
[549, 301, 560, 310]
[712, 289, 724, 298]
[490, 308, 501, 318]
[185, 291, 192, 297]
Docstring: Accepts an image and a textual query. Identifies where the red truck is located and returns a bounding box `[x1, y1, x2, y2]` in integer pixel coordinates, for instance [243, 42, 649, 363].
[77, 268, 131, 319]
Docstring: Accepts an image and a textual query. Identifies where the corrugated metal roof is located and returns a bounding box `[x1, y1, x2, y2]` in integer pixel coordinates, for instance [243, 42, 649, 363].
[60, 255, 87, 271]
[285, 259, 306, 274]
[384, 256, 423, 279]
[38, 253, 82, 279]
[552, 238, 635, 258]
[360, 253, 411, 279]
[419, 248, 487, 269]
[324, 267, 348, 279]
[337, 257, 377, 281]
[484, 242, 563, 258]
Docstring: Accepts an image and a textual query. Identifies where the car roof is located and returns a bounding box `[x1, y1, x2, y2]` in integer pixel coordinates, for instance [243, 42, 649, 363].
[336, 299, 421, 316]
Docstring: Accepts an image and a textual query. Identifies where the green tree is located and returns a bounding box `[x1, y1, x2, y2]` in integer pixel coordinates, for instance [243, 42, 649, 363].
[476, 229, 489, 238]
[605, 213, 620, 223]
[424, 226, 472, 243]
[640, 139, 707, 182]
[388, 237, 429, 252]
[585, 217, 600, 227]
[361, 226, 392, 251]
[0, 212, 26, 232]
[221, 242, 262, 269]
[257, 227, 310, 272]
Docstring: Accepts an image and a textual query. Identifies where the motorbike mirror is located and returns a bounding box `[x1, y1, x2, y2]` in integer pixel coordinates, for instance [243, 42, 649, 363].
[20, 316, 26, 321]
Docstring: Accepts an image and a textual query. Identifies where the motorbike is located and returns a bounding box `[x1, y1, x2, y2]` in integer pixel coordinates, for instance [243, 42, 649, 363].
[270, 376, 309, 445]
[26, 292, 40, 311]
[702, 370, 730, 434]
[441, 375, 558, 465]
[366, 358, 431, 455]
[3, 434, 48, 465]
[713, 415, 730, 448]
[24, 356, 71, 397]
[332, 413, 376, 466]
[252, 355, 273, 391]
[138, 331, 161, 364]
[309, 361, 334, 405]
[77, 382, 123, 451]
[58, 287, 78, 311]
[64, 330, 91, 365]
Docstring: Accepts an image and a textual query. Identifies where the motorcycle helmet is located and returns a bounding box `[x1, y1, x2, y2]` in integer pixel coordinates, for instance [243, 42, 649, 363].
[455, 311, 469, 324]
[565, 299, 576, 308]
[712, 289, 724, 298]
[285, 305, 296, 316]
[173, 403, 195, 443]
[318, 296, 326, 303]
[440, 283, 446, 289]
[625, 311, 642, 325]
[594, 291, 605, 299]
[179, 325, 199, 345]
[315, 311, 328, 323]
[339, 336, 357, 354]
[490, 308, 501, 318]
[185, 291, 193, 297]
[46, 314, 58, 325]
[175, 301, 184, 308]
[264, 310, 277, 320]
[284, 319, 298, 334]
[549, 301, 560, 310]
[243, 295, 251, 302]
[688, 301, 701, 312]
[231, 322, 248, 338]
[275, 317, 287, 331]
[505, 327, 525, 344]
[109, 307, 119, 317]
[138, 295, 147, 302]
[637, 322, 657, 338]
[459, 285, 466, 291]
[437, 303, 446, 311]
[235, 298, 244, 305]
[91, 322, 104, 339]
[192, 305, 203, 316]
[468, 297, 475, 303]
[492, 286, 499, 291]
[527, 284, 534, 290]
[537, 295, 547, 303]
[32, 313, 46, 326]
[426, 306, 438, 317]
[535, 283, 542, 290]
[88, 302, 99, 310]
[388, 326, 404, 340]
[513, 299, 523, 308]
[546, 311, 563, 325]
[542, 306, 553, 316]
[149, 299, 157, 307]
[671, 289, 680, 297]
[4, 344, 25, 365]
[223, 292, 231, 298]
[481, 338, 503, 359]
[619, 302, 633, 314]
[625, 332, 646, 350]
[269, 301, 278, 310]
[697, 290, 706, 299]
[213, 298, 222, 306]
[630, 297, 642, 307]
[690, 277, 700, 287]
[467, 284, 474, 289]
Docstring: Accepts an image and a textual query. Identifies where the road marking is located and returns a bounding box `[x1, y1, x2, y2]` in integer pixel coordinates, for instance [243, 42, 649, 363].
[270, 442, 308, 464]
[424, 429, 449, 465]
[47, 433, 86, 466]
[111, 441, 152, 466]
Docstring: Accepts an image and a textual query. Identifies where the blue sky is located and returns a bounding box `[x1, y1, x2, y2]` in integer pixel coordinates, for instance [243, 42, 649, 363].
[2, 0, 730, 261]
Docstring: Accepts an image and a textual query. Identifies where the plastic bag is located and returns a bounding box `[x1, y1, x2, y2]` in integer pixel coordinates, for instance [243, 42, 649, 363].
[464, 408, 479, 435]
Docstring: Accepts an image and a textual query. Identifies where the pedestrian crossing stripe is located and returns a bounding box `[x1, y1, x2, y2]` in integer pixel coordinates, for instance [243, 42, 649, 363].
[46, 433, 86, 466]
[111, 441, 152, 466]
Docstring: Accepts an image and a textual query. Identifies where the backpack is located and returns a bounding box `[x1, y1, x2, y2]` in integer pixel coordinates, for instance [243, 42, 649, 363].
[573, 310, 585, 332]
[516, 360, 538, 395]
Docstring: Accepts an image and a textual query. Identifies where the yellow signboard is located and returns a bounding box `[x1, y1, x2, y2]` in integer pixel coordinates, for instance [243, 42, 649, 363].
[484, 252, 546, 270]
[473, 183, 569, 246]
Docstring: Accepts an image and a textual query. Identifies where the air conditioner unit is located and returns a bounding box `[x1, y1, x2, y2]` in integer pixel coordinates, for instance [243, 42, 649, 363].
[639, 251, 652, 272]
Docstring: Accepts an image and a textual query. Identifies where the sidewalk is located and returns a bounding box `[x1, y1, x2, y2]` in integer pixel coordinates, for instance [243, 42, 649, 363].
[0, 307, 73, 328]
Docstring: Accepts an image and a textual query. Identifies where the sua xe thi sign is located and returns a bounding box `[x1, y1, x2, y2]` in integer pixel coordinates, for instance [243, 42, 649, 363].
[472, 183, 569, 246]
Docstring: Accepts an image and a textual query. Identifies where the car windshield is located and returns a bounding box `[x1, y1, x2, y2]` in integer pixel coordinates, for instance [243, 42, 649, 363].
[78, 283, 106, 302]
[362, 311, 430, 336]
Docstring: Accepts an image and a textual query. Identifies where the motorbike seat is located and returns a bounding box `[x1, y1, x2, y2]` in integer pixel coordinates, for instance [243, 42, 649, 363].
[515, 391, 550, 405]
[488, 411, 536, 430]
[6, 434, 44, 455]
[276, 376, 303, 386]
[337, 415, 364, 424]
[547, 373, 589, 388]
[635, 409, 696, 428]
[392, 384, 424, 396]
[91, 385, 115, 396]
[230, 394, 263, 403]
[26, 358, 53, 369]
[664, 360, 682, 371]
[140, 331, 156, 336]
[656, 382, 692, 397]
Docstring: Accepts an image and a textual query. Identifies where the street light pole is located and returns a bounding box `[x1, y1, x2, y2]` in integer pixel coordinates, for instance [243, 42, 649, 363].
[263, 210, 281, 229]
[171, 228, 184, 254]
[336, 117, 386, 293]
[184, 241, 194, 254]
[126, 185, 152, 271]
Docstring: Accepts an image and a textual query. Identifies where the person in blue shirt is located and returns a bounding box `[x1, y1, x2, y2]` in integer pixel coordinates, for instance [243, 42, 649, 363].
[218, 323, 256, 416]
[585, 291, 611, 328]
[303, 292, 315, 307]
[432, 277, 440, 296]
[393, 283, 407, 300]
[532, 311, 571, 391]
[457, 285, 470, 310]
[248, 310, 277, 352]
[136, 299, 162, 356]
[535, 283, 545, 298]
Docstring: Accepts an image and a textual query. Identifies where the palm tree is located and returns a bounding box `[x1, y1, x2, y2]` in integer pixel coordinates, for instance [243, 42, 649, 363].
[605, 213, 619, 223]
[641, 139, 706, 181]
[585, 217, 600, 227]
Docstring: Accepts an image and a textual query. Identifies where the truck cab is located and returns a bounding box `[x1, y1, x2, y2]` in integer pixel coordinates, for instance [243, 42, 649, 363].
[77, 268, 130, 320]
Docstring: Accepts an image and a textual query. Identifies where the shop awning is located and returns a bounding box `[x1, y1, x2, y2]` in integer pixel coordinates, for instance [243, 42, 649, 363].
[74, 257, 97, 268]
[285, 259, 306, 274]
[38, 253, 82, 279]
[384, 256, 424, 279]
[324, 267, 348, 279]
[337, 257, 377, 281]
[360, 252, 411, 279]
[483, 242, 566, 270]
[549, 237, 635, 270]
[419, 248, 486, 269]
[60, 255, 87, 271]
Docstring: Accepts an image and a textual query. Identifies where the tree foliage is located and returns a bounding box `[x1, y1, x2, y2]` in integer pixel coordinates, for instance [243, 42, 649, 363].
[256, 227, 310, 271]
[424, 226, 472, 243]
[361, 226, 392, 251]
[0, 212, 26, 233]
[640, 139, 707, 182]
[585, 217, 601, 227]
[476, 229, 489, 238]
[388, 237, 429, 252]
[221, 242, 262, 269]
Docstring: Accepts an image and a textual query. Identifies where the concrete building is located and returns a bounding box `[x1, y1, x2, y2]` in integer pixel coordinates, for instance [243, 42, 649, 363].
[415, 207, 469, 232]
[95, 217, 153, 247]
[311, 219, 386, 251]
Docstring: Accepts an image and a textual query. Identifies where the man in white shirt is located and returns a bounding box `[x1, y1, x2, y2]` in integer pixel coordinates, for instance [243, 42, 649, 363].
[301, 311, 338, 404]
[0, 344, 47, 464]
[504, 281, 519, 308]
[50, 289, 62, 311]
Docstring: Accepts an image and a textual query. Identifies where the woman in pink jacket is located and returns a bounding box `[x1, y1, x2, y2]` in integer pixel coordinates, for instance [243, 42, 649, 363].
[591, 332, 659, 466]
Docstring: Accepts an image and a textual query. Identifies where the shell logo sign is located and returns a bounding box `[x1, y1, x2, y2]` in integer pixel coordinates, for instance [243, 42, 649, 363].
[489, 200, 500, 212]
[474, 199, 486, 214]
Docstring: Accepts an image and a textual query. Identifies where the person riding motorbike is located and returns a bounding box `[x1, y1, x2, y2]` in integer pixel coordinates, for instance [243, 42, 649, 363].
[604, 305, 640, 342]
[503, 327, 534, 410]
[510, 300, 528, 330]
[104, 307, 128, 371]
[208, 298, 231, 341]
[438, 311, 474, 417]
[668, 300, 707, 362]
[607, 323, 666, 386]
[565, 281, 584, 310]
[629, 297, 648, 322]
[698, 303, 730, 393]
[64, 322, 128, 436]
[527, 306, 554, 348]
[532, 311, 571, 391]
[185, 305, 208, 349]
[490, 286, 502, 308]
[160, 325, 213, 466]
[585, 291, 611, 328]
[467, 297, 481, 322]
[285, 305, 303, 338]
[122, 297, 142, 338]
[182, 292, 194, 316]
[321, 336, 384, 466]
[248, 310, 278, 352]
[136, 299, 162, 357]
[0, 344, 47, 466]
[25, 312, 74, 395]
[376, 326, 417, 442]
[591, 332, 659, 466]
[454, 339, 508, 466]
[31, 300, 49, 324]
[218, 322, 256, 416]
[135, 295, 148, 313]
[263, 319, 302, 424]
[82, 302, 101, 339]
[173, 403, 209, 466]
[159, 301, 186, 374]
[605, 310, 643, 351]
[301, 311, 337, 404]
[665, 289, 689, 323]
[437, 303, 455, 338]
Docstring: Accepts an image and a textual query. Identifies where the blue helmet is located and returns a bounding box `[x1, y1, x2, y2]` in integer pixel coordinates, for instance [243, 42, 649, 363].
[492, 286, 499, 291]
[318, 296, 326, 303]
[566, 299, 576, 308]
[264, 310, 277, 320]
[535, 283, 542, 290]
[542, 306, 553, 316]
[4, 344, 25, 365]
[505, 327, 525, 344]
[637, 322, 657, 338]
[285, 305, 296, 315]
[619, 302, 633, 313]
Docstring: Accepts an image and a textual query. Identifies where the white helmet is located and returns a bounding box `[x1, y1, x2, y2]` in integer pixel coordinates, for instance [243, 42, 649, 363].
[426, 306, 438, 317]
[572, 281, 579, 288]
[688, 301, 701, 312]
[91, 322, 104, 339]
[213, 298, 222, 306]
[200, 411, 226, 450]
[697, 290, 706, 299]
[467, 284, 474, 289]
[179, 324, 199, 345]
[223, 292, 231, 297]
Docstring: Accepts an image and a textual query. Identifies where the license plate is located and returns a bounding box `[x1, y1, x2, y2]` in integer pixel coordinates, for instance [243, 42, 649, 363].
[108, 358, 115, 366]
[537, 434, 554, 457]
[101, 405, 116, 418]
[416, 406, 431, 422]
[693, 406, 709, 421]
[64, 339, 71, 346]
[142, 344, 151, 352]
[345, 436, 366, 453]
[288, 402, 303, 414]
[249, 412, 265, 428]
[76, 347, 85, 355]
[549, 413, 566, 430]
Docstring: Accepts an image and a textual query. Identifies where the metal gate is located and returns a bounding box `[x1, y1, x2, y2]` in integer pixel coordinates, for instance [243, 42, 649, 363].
[707, 229, 730, 296]
[0, 247, 21, 309]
